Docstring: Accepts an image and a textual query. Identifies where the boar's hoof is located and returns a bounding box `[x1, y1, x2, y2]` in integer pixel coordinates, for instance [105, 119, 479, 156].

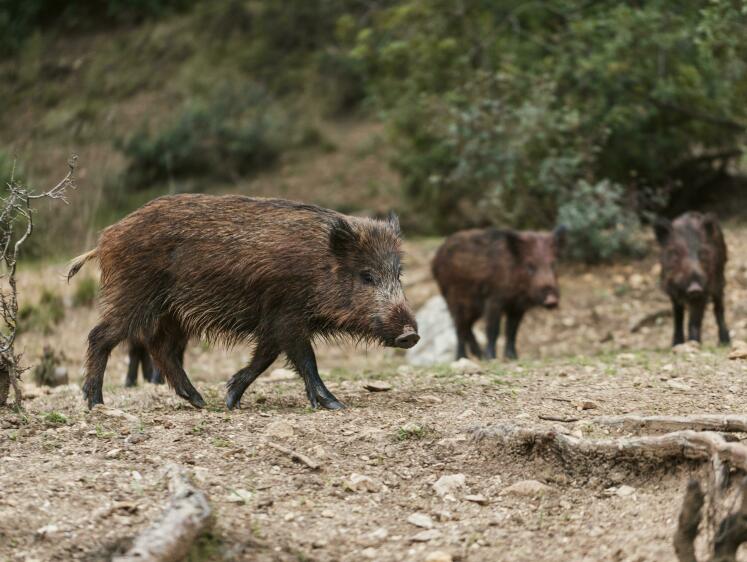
[225, 390, 243, 411]
[317, 396, 346, 410]
[177, 389, 206, 409]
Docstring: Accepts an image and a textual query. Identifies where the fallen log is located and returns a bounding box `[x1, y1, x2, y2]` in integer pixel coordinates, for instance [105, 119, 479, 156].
[591, 414, 747, 434]
[113, 464, 212, 562]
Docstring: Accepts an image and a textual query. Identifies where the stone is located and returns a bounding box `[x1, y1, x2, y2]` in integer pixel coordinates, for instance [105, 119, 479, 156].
[729, 341, 747, 360]
[449, 358, 482, 375]
[363, 381, 392, 392]
[105, 448, 122, 459]
[225, 488, 253, 504]
[464, 494, 488, 505]
[574, 400, 599, 411]
[265, 420, 294, 439]
[407, 513, 435, 529]
[666, 379, 692, 391]
[361, 547, 379, 559]
[345, 473, 381, 493]
[673, 341, 700, 355]
[433, 474, 466, 498]
[616, 485, 636, 497]
[411, 529, 442, 543]
[503, 480, 555, 497]
[424, 551, 453, 562]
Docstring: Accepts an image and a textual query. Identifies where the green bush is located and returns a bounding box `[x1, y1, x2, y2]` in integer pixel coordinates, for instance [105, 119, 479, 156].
[72, 276, 97, 307]
[19, 289, 65, 335]
[117, 86, 287, 189]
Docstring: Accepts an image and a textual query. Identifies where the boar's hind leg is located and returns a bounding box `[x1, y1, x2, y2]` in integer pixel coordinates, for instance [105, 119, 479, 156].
[285, 340, 345, 410]
[225, 342, 280, 410]
[147, 321, 205, 408]
[714, 294, 730, 345]
[687, 301, 706, 343]
[83, 322, 124, 408]
[671, 299, 685, 346]
[504, 309, 525, 360]
[485, 303, 503, 360]
[125, 342, 144, 387]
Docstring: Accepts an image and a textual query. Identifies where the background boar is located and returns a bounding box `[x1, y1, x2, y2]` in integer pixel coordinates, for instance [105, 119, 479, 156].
[654, 211, 729, 346]
[432, 227, 566, 360]
[68, 195, 418, 410]
[124, 340, 179, 387]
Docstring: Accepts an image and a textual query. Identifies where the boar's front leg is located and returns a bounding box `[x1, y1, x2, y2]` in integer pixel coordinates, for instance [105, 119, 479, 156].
[671, 298, 685, 346]
[285, 340, 345, 410]
[225, 342, 280, 410]
[485, 301, 503, 360]
[504, 309, 524, 360]
[714, 293, 730, 345]
[125, 342, 144, 387]
[687, 300, 706, 343]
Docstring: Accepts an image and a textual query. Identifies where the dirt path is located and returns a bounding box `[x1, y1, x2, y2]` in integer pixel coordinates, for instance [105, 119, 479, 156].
[3, 227, 747, 561]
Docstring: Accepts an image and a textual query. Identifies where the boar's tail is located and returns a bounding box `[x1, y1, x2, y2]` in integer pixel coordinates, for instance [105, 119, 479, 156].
[67, 248, 98, 282]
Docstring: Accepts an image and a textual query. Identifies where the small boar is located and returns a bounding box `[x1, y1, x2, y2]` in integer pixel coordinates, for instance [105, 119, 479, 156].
[68, 195, 418, 410]
[432, 226, 566, 360]
[124, 340, 183, 387]
[654, 211, 729, 346]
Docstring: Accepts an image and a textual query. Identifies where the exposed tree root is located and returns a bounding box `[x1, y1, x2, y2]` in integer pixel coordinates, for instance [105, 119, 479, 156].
[113, 464, 212, 562]
[591, 415, 747, 434]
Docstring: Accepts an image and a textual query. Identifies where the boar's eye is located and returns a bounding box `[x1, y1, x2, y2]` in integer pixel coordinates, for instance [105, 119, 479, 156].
[526, 263, 537, 275]
[360, 270, 375, 285]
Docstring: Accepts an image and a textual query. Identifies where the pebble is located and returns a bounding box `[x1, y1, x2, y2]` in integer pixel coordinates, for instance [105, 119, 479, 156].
[667, 379, 692, 391]
[464, 494, 488, 505]
[411, 529, 442, 543]
[424, 551, 453, 562]
[265, 420, 294, 439]
[361, 547, 379, 559]
[407, 512, 435, 529]
[364, 381, 392, 392]
[225, 488, 253, 504]
[449, 358, 482, 375]
[105, 448, 122, 459]
[345, 473, 381, 493]
[729, 341, 747, 360]
[574, 400, 598, 411]
[433, 474, 466, 498]
[503, 480, 555, 497]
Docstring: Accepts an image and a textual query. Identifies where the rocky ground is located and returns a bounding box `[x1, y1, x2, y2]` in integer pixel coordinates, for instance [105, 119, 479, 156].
[3, 226, 747, 562]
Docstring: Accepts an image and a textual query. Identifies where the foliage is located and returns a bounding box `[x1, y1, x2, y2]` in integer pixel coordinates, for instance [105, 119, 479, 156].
[117, 86, 288, 189]
[19, 289, 65, 335]
[72, 276, 97, 307]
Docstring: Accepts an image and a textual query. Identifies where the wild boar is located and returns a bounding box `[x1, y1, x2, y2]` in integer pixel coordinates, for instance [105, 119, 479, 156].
[124, 340, 180, 387]
[432, 226, 566, 360]
[654, 211, 729, 346]
[68, 195, 418, 410]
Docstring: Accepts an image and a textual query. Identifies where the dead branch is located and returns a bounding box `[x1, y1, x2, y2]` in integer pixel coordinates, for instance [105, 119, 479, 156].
[0, 156, 76, 408]
[471, 424, 747, 472]
[538, 414, 580, 423]
[265, 441, 321, 470]
[674, 480, 704, 562]
[113, 464, 212, 562]
[592, 415, 747, 434]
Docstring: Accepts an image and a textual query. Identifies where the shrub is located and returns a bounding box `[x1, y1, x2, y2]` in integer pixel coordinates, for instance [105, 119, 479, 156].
[72, 276, 97, 307]
[117, 86, 287, 189]
[19, 289, 65, 335]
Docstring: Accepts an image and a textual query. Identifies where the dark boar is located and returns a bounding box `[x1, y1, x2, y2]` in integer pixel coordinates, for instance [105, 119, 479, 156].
[124, 340, 184, 387]
[654, 211, 729, 346]
[68, 194, 418, 411]
[432, 227, 566, 360]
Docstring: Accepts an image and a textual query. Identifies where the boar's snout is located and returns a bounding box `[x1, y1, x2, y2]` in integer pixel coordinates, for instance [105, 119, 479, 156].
[686, 281, 704, 298]
[394, 327, 420, 349]
[543, 293, 559, 309]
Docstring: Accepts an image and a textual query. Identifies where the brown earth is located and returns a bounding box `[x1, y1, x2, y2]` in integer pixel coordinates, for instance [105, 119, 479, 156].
[3, 226, 747, 562]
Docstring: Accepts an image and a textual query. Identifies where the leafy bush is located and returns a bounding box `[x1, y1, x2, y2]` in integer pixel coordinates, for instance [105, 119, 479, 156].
[19, 289, 65, 335]
[72, 276, 97, 307]
[117, 86, 288, 189]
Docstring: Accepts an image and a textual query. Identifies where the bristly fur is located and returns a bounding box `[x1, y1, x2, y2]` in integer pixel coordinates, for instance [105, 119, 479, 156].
[77, 194, 417, 408]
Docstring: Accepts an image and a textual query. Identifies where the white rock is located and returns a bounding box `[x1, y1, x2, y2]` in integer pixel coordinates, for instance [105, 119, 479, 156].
[425, 551, 453, 562]
[363, 380, 392, 392]
[433, 474, 466, 497]
[450, 358, 482, 375]
[503, 480, 555, 497]
[673, 341, 700, 355]
[105, 448, 122, 459]
[407, 512, 434, 529]
[666, 379, 692, 391]
[411, 529, 442, 543]
[464, 494, 488, 505]
[345, 473, 381, 493]
[729, 341, 747, 360]
[265, 420, 294, 439]
[225, 488, 253, 504]
[367, 527, 389, 543]
[361, 547, 379, 559]
[35, 524, 59, 539]
[616, 485, 636, 497]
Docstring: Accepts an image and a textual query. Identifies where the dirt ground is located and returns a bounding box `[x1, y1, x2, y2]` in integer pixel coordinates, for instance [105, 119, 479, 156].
[3, 226, 747, 562]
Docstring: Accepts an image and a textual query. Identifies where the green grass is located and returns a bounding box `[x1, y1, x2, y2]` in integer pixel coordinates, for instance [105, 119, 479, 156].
[42, 411, 68, 425]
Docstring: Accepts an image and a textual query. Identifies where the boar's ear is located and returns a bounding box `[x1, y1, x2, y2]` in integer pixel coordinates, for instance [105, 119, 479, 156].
[552, 225, 568, 251]
[654, 217, 672, 246]
[386, 211, 401, 236]
[504, 230, 522, 258]
[329, 217, 358, 259]
[702, 213, 719, 239]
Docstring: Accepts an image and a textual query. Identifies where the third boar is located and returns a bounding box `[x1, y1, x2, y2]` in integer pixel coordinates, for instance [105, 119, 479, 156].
[432, 226, 566, 360]
[654, 211, 729, 346]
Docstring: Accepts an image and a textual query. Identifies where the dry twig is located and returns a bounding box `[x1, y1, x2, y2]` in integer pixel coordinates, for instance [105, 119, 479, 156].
[266, 441, 321, 470]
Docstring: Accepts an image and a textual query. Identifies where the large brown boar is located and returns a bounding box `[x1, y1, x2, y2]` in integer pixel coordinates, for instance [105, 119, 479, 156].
[432, 227, 566, 360]
[654, 211, 729, 346]
[125, 340, 181, 387]
[68, 195, 418, 410]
